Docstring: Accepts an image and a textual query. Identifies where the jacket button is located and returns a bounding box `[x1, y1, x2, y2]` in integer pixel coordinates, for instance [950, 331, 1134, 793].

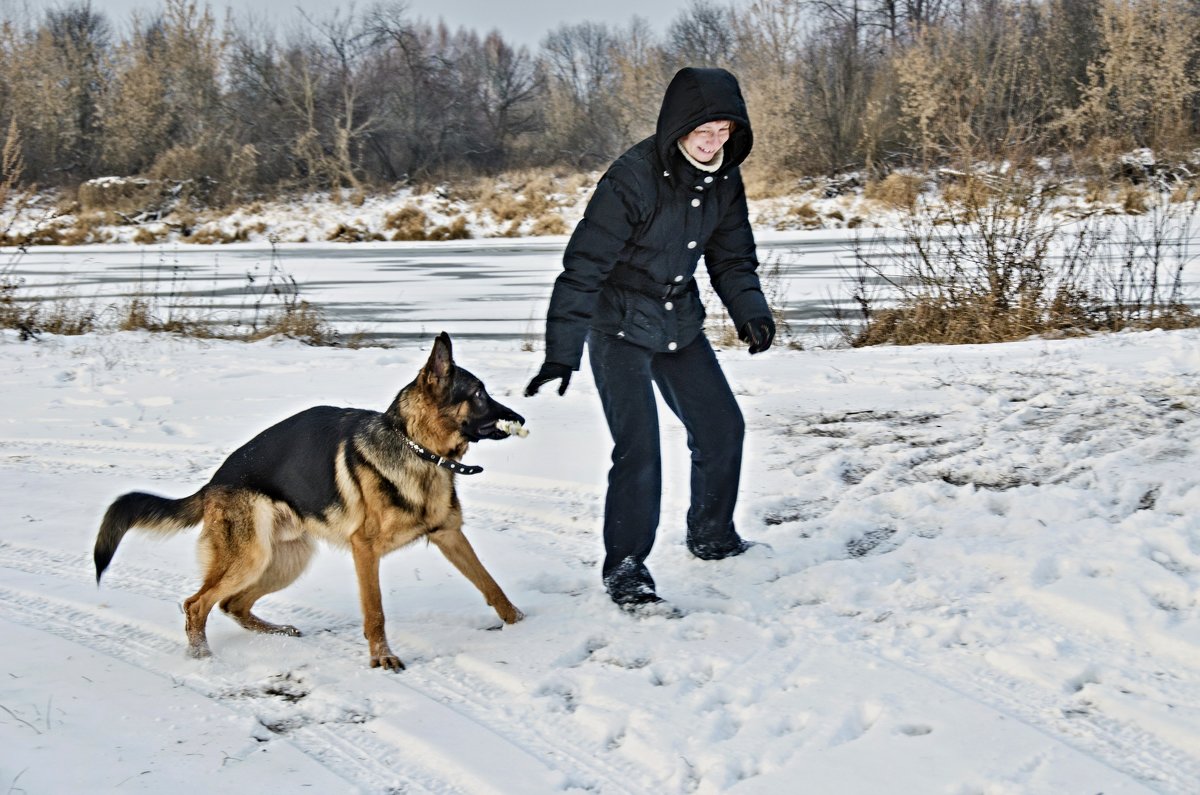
[668, 342, 678, 351]
[686, 241, 697, 249]
[704, 176, 714, 183]
[674, 274, 684, 282]
[665, 301, 674, 310]
[691, 198, 700, 207]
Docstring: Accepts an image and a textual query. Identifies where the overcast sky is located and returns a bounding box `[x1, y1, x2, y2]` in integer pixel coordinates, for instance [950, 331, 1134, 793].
[27, 0, 718, 49]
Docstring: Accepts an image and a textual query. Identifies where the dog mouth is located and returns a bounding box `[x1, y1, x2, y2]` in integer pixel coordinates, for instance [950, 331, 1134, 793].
[466, 423, 500, 442]
[469, 411, 526, 442]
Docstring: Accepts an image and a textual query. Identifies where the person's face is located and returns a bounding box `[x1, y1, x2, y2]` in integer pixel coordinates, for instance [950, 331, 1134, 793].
[680, 120, 732, 164]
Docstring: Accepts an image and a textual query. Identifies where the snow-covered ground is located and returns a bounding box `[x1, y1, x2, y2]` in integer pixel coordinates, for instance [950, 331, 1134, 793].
[5, 175, 896, 248]
[3, 261, 1200, 792]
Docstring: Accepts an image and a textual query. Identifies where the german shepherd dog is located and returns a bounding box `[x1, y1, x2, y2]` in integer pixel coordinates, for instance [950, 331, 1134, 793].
[94, 332, 525, 671]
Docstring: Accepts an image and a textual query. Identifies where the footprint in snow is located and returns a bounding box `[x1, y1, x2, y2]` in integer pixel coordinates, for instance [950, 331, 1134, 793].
[829, 700, 884, 747]
[896, 723, 934, 737]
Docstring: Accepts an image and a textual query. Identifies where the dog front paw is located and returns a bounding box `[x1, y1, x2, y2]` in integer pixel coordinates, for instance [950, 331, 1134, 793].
[370, 652, 406, 671]
[498, 605, 524, 624]
[368, 641, 406, 670]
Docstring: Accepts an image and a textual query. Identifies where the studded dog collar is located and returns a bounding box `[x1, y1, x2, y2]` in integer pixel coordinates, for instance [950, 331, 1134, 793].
[401, 435, 483, 475]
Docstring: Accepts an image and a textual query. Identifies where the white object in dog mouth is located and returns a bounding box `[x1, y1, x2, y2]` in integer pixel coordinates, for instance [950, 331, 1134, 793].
[496, 419, 529, 437]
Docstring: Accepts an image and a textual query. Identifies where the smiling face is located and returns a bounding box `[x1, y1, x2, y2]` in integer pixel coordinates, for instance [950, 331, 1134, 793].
[680, 120, 732, 164]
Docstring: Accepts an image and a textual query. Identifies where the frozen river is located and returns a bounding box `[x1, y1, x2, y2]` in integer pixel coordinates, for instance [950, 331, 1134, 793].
[10, 222, 1200, 346]
[6, 232, 862, 345]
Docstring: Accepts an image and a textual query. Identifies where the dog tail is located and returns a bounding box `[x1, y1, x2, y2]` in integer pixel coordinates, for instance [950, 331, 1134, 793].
[95, 490, 204, 583]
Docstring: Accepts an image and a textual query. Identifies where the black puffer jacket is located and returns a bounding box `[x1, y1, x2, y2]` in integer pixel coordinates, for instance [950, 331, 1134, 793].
[544, 67, 770, 369]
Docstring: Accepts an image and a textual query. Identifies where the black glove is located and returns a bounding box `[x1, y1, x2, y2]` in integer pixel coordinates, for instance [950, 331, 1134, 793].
[739, 316, 776, 354]
[525, 361, 573, 396]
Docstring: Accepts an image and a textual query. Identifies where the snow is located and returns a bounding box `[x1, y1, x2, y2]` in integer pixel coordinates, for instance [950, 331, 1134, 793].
[2, 238, 1200, 794]
[7, 177, 895, 247]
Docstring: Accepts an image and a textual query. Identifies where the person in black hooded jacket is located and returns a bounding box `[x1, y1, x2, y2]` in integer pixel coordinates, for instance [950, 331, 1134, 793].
[525, 67, 775, 611]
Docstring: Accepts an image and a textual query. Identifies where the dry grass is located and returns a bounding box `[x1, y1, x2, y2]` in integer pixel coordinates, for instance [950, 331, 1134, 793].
[244, 300, 330, 343]
[0, 278, 39, 339]
[702, 253, 799, 350]
[427, 216, 471, 240]
[1118, 184, 1149, 214]
[472, 169, 575, 235]
[385, 205, 430, 240]
[132, 226, 164, 245]
[2, 245, 340, 346]
[1, 226, 65, 246]
[60, 212, 112, 245]
[742, 166, 797, 200]
[530, 213, 568, 236]
[938, 171, 1001, 208]
[848, 163, 1200, 346]
[481, 191, 524, 222]
[864, 172, 925, 210]
[117, 296, 199, 335]
[183, 221, 267, 245]
[77, 177, 163, 215]
[326, 222, 384, 243]
[851, 296, 1046, 346]
[1, 279, 99, 339]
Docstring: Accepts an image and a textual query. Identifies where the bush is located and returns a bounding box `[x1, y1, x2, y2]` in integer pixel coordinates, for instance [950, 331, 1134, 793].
[246, 300, 333, 345]
[2, 245, 340, 346]
[848, 163, 1200, 345]
[326, 222, 382, 243]
[78, 177, 163, 215]
[701, 253, 797, 349]
[530, 213, 568, 236]
[864, 173, 925, 210]
[385, 206, 429, 240]
[427, 216, 470, 240]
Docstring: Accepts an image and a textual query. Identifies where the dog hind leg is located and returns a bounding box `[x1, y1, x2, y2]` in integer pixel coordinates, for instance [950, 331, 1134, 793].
[183, 490, 273, 659]
[220, 535, 315, 637]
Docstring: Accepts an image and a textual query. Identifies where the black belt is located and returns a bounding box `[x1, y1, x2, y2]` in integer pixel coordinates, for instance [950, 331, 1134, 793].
[609, 270, 696, 300]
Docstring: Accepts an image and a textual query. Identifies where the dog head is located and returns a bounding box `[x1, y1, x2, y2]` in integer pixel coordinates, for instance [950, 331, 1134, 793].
[395, 332, 526, 449]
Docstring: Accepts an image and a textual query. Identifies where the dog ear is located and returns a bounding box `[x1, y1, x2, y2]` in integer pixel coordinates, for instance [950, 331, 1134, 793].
[421, 331, 454, 388]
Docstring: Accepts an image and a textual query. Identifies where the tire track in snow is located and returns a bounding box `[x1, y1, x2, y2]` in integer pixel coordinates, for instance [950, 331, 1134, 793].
[873, 643, 1200, 794]
[0, 583, 420, 793]
[0, 539, 660, 795]
[0, 436, 219, 478]
[760, 394, 1200, 794]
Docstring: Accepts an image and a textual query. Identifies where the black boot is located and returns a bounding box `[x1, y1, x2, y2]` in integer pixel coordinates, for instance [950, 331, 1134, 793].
[603, 557, 662, 606]
[687, 533, 750, 561]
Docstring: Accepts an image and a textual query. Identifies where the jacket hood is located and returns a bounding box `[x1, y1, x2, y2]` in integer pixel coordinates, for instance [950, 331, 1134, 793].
[655, 67, 753, 176]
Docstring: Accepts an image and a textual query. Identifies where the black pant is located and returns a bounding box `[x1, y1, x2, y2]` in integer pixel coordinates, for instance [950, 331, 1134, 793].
[588, 331, 745, 581]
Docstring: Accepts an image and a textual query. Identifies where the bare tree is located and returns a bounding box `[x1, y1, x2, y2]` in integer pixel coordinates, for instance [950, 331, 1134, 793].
[540, 21, 622, 166]
[665, 0, 736, 67]
[1062, 0, 1200, 153]
[462, 31, 542, 168]
[99, 0, 226, 180]
[731, 0, 807, 183]
[361, 4, 491, 178]
[43, 1, 112, 178]
[611, 16, 669, 145]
